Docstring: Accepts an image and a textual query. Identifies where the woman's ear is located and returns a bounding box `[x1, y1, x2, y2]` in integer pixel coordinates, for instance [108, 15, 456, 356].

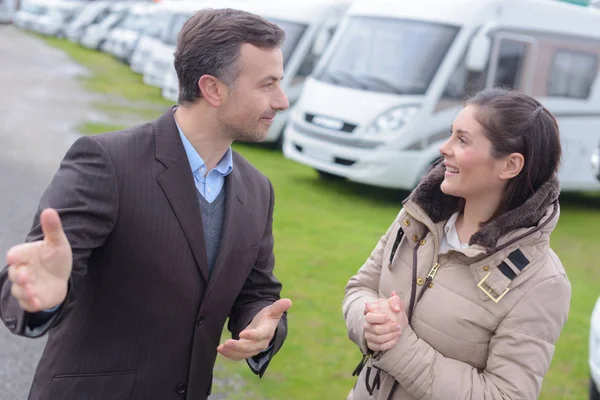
[499, 152, 525, 180]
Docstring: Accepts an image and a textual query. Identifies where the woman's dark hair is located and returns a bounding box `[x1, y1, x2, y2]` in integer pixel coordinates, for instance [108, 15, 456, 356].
[466, 88, 562, 221]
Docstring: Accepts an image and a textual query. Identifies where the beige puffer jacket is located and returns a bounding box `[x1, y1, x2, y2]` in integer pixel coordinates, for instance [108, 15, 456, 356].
[343, 163, 571, 400]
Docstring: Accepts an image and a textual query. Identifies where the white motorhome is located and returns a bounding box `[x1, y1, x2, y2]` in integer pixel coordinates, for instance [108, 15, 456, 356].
[129, 0, 187, 74]
[80, 2, 130, 50]
[30, 0, 83, 37]
[101, 3, 155, 63]
[0, 0, 19, 24]
[593, 141, 600, 181]
[161, 0, 351, 146]
[590, 297, 600, 400]
[142, 0, 204, 88]
[14, 0, 49, 30]
[65, 1, 114, 43]
[283, 0, 600, 191]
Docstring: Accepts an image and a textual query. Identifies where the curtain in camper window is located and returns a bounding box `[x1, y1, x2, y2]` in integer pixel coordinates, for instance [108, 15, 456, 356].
[547, 50, 598, 99]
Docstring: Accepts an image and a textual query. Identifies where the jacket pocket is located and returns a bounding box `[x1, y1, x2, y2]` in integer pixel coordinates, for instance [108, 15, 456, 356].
[50, 370, 136, 400]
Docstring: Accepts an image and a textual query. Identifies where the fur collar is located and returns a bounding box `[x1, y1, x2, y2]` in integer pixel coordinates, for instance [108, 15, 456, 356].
[405, 160, 560, 250]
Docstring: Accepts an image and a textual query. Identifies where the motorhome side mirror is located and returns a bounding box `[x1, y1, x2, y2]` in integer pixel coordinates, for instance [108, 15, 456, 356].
[466, 34, 491, 72]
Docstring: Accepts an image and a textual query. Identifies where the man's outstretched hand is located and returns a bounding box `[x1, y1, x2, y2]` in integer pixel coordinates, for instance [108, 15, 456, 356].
[6, 208, 72, 312]
[217, 298, 292, 361]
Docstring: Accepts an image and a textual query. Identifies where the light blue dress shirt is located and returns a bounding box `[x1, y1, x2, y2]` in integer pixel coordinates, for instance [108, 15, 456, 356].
[175, 121, 233, 203]
[177, 121, 272, 371]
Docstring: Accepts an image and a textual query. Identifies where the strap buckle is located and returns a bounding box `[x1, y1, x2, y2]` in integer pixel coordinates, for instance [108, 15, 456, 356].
[477, 271, 510, 303]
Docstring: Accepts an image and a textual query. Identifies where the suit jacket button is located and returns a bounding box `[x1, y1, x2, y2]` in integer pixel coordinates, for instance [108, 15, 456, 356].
[176, 383, 187, 394]
[197, 315, 205, 325]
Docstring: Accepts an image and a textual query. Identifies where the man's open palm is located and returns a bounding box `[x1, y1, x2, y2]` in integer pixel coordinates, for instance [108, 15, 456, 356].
[217, 298, 292, 361]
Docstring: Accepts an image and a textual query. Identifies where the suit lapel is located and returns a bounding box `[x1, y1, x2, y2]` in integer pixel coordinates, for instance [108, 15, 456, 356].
[207, 164, 247, 292]
[154, 109, 210, 281]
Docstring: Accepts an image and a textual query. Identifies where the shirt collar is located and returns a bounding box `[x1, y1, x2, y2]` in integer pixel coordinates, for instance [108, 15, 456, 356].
[175, 117, 233, 177]
[444, 212, 469, 249]
[444, 212, 461, 234]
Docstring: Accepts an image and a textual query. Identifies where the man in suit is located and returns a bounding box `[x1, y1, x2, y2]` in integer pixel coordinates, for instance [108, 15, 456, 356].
[0, 8, 291, 400]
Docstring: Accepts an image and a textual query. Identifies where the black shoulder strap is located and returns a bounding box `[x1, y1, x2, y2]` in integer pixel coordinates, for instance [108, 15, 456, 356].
[389, 227, 405, 265]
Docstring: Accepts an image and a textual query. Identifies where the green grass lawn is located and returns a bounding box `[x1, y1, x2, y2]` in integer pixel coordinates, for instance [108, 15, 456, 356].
[41, 35, 600, 400]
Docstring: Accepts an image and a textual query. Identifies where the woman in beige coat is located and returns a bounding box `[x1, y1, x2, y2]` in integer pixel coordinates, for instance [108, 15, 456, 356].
[343, 88, 571, 400]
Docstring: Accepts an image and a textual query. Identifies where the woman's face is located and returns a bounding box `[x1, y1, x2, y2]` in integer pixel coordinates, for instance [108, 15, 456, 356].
[438, 105, 508, 202]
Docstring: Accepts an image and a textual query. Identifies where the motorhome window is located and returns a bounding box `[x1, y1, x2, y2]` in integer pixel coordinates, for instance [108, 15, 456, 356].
[22, 4, 47, 15]
[268, 18, 308, 68]
[145, 12, 170, 39]
[135, 13, 153, 34]
[296, 52, 317, 79]
[49, 7, 74, 21]
[547, 49, 598, 99]
[72, 4, 101, 27]
[164, 12, 191, 46]
[99, 12, 122, 29]
[442, 56, 487, 101]
[93, 9, 110, 24]
[296, 26, 338, 80]
[492, 39, 527, 89]
[119, 13, 137, 30]
[314, 16, 459, 95]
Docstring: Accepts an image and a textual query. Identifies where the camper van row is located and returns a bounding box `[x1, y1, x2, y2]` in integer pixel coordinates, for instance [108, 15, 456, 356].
[6, 0, 600, 192]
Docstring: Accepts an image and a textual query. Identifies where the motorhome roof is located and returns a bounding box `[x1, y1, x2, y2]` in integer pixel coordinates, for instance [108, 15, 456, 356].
[236, 0, 351, 24]
[152, 0, 350, 23]
[153, 0, 216, 12]
[24, 0, 85, 9]
[349, 0, 600, 38]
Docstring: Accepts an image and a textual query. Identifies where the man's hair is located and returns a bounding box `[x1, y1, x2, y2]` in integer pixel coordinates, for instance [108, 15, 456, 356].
[174, 8, 285, 104]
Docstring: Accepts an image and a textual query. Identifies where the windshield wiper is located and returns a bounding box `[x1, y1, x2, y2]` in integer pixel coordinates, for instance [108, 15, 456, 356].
[355, 74, 408, 95]
[320, 69, 367, 90]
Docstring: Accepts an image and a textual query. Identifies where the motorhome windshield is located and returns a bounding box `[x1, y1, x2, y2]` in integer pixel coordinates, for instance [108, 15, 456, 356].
[268, 18, 307, 68]
[120, 11, 147, 32]
[22, 3, 47, 15]
[145, 11, 170, 39]
[164, 12, 191, 46]
[98, 10, 123, 29]
[48, 6, 78, 21]
[316, 16, 459, 95]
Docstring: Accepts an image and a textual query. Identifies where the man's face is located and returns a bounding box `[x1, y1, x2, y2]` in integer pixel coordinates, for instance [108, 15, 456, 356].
[218, 43, 289, 142]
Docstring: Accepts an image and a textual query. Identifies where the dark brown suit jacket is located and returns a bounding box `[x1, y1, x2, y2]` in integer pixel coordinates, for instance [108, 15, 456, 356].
[0, 110, 287, 400]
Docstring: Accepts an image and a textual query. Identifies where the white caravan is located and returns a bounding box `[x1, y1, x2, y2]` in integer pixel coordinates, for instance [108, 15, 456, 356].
[590, 297, 600, 400]
[65, 1, 114, 43]
[129, 0, 189, 75]
[80, 2, 130, 50]
[31, 0, 83, 37]
[283, 0, 600, 191]
[0, 0, 19, 24]
[14, 0, 50, 30]
[142, 0, 206, 88]
[593, 141, 600, 181]
[161, 0, 351, 146]
[101, 3, 155, 63]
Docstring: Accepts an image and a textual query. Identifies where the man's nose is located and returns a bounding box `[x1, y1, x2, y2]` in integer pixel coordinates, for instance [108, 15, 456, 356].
[273, 86, 289, 111]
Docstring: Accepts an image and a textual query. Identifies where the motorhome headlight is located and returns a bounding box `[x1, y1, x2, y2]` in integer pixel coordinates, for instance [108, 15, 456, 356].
[366, 106, 419, 135]
[592, 147, 600, 175]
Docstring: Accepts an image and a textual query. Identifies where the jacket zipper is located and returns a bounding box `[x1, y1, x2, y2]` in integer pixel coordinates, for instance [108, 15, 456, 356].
[427, 262, 441, 280]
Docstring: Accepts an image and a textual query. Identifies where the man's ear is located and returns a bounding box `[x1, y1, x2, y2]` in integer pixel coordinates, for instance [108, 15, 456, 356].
[198, 75, 222, 107]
